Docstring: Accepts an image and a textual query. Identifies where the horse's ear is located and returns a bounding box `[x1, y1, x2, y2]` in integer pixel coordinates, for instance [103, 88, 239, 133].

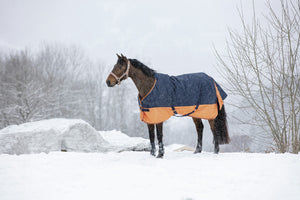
[121, 54, 128, 61]
[116, 53, 121, 59]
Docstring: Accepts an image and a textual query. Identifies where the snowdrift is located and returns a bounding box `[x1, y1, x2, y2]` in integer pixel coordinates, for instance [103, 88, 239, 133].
[0, 119, 150, 155]
[100, 130, 150, 152]
[0, 119, 109, 154]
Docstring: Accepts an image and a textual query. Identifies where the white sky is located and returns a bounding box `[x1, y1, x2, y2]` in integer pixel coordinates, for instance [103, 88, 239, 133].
[0, 0, 281, 76]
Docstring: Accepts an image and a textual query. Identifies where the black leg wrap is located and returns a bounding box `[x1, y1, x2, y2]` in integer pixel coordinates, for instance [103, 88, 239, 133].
[150, 142, 156, 156]
[157, 142, 164, 158]
[194, 143, 202, 154]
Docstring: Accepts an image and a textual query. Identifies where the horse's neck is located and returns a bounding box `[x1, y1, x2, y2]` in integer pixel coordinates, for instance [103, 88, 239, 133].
[129, 68, 155, 99]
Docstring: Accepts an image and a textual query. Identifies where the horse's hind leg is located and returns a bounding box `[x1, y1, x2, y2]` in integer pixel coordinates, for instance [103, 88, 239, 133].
[147, 124, 156, 156]
[192, 117, 203, 153]
[156, 122, 164, 158]
[209, 120, 219, 154]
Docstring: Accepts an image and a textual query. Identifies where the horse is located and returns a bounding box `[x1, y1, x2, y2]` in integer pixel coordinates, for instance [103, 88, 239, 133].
[106, 54, 230, 158]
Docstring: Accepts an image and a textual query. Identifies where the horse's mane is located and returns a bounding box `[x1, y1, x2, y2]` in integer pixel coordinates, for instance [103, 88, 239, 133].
[129, 59, 155, 77]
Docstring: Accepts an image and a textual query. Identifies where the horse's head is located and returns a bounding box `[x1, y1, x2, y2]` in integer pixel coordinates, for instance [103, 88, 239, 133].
[106, 54, 131, 87]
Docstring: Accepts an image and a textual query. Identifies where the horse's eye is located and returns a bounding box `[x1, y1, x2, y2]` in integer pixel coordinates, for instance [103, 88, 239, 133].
[118, 59, 124, 65]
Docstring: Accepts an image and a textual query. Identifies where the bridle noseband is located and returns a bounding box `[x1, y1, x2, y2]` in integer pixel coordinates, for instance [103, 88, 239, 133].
[110, 60, 131, 85]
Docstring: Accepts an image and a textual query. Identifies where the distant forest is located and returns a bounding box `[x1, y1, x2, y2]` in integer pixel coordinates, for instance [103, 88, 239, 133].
[0, 44, 145, 137]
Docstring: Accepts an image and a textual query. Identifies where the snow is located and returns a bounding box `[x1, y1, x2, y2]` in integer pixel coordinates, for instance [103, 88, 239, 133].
[0, 119, 299, 200]
[0, 119, 150, 155]
[0, 150, 299, 200]
[100, 130, 150, 152]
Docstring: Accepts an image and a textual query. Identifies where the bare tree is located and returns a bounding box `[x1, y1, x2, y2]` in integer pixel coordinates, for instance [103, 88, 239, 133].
[0, 45, 90, 126]
[0, 50, 40, 124]
[81, 60, 108, 130]
[215, 0, 300, 153]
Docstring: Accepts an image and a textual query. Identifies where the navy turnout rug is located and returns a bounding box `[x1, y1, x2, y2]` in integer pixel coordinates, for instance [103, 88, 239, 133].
[138, 72, 227, 124]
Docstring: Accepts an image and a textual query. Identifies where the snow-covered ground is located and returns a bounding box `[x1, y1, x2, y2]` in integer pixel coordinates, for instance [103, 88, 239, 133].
[0, 119, 299, 200]
[0, 149, 299, 200]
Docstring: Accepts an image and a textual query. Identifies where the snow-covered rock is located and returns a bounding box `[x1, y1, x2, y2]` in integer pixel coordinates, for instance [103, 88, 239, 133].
[99, 130, 150, 152]
[0, 118, 151, 155]
[0, 119, 110, 155]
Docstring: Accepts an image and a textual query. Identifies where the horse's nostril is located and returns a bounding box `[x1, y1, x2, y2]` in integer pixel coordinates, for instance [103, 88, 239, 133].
[106, 80, 111, 86]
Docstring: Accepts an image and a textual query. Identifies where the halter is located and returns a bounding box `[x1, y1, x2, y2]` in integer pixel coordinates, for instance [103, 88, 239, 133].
[110, 60, 131, 85]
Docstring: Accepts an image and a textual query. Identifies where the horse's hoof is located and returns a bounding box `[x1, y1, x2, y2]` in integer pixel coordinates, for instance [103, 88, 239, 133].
[150, 152, 156, 156]
[194, 147, 202, 154]
[214, 147, 220, 154]
[156, 154, 164, 158]
[193, 150, 202, 154]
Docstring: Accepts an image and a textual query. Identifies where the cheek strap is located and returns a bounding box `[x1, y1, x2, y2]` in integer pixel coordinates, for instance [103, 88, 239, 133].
[110, 60, 131, 85]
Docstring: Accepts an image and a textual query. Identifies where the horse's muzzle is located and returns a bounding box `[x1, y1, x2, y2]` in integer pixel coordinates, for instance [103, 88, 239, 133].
[106, 80, 113, 87]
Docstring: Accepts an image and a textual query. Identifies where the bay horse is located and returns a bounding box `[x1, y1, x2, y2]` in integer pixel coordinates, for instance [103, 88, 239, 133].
[106, 54, 230, 158]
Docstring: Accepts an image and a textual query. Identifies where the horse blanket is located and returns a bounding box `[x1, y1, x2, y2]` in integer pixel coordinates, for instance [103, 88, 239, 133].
[138, 72, 227, 124]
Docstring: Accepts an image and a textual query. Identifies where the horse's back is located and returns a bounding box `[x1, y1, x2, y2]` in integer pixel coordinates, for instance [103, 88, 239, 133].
[169, 72, 226, 106]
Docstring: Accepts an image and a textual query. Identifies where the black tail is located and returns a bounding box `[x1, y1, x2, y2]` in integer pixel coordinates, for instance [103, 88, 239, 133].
[214, 104, 230, 145]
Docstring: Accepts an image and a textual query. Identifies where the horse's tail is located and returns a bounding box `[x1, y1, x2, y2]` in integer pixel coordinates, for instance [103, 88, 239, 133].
[214, 103, 230, 144]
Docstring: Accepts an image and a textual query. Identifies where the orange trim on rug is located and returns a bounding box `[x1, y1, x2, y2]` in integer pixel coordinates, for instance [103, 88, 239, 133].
[214, 83, 224, 110]
[140, 106, 173, 124]
[140, 103, 219, 124]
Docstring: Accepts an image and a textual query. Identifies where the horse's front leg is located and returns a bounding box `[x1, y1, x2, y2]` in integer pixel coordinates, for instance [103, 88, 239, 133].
[156, 122, 164, 158]
[147, 124, 156, 156]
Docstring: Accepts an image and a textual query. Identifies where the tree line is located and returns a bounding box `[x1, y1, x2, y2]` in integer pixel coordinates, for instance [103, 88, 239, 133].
[0, 44, 146, 137]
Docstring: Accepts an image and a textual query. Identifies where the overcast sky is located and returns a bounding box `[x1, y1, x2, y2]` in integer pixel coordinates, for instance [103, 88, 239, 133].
[0, 0, 281, 76]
